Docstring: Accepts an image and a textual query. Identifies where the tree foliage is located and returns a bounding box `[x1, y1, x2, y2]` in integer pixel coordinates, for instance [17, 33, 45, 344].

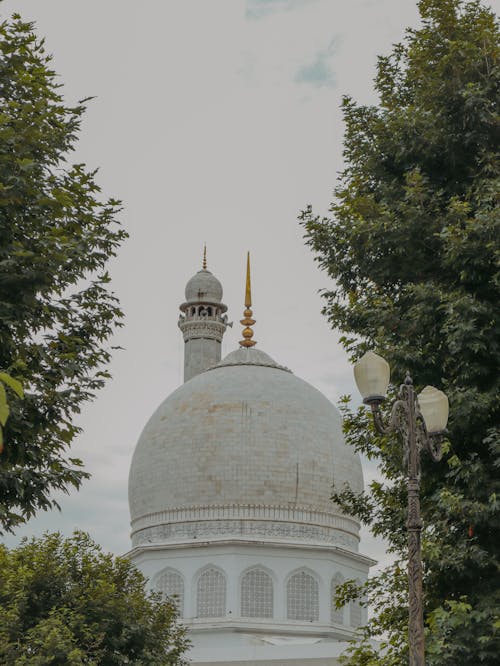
[0, 8, 127, 530]
[0, 371, 23, 453]
[0, 531, 189, 665]
[301, 0, 499, 663]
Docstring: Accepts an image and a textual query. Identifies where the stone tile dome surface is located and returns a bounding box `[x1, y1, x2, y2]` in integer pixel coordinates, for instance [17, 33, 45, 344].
[128, 348, 363, 525]
[185, 269, 223, 303]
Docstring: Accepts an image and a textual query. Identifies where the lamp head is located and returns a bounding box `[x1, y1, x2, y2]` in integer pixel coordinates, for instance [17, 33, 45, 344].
[418, 386, 449, 435]
[354, 351, 390, 405]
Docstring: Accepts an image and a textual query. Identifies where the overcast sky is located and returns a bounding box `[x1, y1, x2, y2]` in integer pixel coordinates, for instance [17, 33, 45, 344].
[3, 0, 497, 572]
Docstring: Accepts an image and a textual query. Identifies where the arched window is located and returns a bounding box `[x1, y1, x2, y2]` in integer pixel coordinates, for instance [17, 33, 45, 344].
[350, 578, 363, 628]
[330, 573, 344, 625]
[286, 569, 319, 622]
[154, 569, 184, 617]
[197, 567, 226, 618]
[241, 568, 273, 618]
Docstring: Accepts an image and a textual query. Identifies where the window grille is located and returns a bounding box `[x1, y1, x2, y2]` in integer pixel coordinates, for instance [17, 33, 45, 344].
[241, 568, 273, 618]
[286, 570, 319, 621]
[331, 573, 344, 625]
[154, 570, 184, 617]
[350, 578, 363, 628]
[197, 568, 226, 617]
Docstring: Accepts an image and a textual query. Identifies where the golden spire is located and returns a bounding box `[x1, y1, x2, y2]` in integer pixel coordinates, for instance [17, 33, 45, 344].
[240, 252, 256, 347]
[202, 243, 207, 270]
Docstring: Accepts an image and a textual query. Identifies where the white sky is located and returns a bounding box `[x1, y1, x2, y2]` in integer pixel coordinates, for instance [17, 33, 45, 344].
[3, 0, 496, 573]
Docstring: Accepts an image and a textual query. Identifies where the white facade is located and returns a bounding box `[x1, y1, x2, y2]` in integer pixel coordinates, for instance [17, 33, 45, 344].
[127, 264, 375, 665]
[129, 539, 372, 664]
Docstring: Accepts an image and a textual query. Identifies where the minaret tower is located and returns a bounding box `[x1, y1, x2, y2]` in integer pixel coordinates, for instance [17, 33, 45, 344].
[178, 247, 229, 382]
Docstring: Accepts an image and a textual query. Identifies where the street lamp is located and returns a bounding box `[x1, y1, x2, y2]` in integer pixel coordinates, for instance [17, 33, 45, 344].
[353, 351, 449, 666]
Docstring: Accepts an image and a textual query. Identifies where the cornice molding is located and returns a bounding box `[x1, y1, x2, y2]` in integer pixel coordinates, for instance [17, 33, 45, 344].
[184, 616, 358, 639]
[125, 538, 377, 567]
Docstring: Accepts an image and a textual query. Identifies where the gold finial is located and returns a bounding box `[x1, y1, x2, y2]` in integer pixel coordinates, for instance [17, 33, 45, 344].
[202, 244, 207, 270]
[240, 252, 256, 348]
[245, 251, 252, 308]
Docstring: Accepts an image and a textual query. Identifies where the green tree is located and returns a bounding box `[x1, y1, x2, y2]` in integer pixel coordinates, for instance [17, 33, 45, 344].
[0, 531, 189, 665]
[0, 8, 127, 531]
[301, 0, 499, 663]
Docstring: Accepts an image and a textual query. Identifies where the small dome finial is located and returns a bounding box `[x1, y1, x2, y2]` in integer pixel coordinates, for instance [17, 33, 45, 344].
[240, 252, 256, 348]
[202, 243, 207, 270]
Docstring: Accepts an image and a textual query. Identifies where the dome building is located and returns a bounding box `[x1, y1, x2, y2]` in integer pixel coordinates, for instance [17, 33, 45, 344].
[127, 253, 374, 666]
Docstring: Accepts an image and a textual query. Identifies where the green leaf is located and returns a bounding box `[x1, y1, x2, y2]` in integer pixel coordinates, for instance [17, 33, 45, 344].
[0, 372, 24, 399]
[0, 383, 10, 426]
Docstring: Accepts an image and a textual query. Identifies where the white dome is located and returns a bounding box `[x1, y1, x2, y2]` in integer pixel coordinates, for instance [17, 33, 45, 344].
[128, 347, 363, 548]
[184, 268, 223, 303]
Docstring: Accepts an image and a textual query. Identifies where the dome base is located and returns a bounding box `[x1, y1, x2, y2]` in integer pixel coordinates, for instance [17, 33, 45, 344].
[131, 503, 360, 550]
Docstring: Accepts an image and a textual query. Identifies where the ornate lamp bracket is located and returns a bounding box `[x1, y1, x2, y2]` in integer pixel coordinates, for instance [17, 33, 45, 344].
[364, 372, 445, 474]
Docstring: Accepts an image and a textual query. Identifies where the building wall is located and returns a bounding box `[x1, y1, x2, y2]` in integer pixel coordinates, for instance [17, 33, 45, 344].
[130, 539, 370, 666]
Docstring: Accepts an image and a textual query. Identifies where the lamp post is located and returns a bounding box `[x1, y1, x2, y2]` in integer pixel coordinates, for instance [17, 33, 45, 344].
[353, 352, 449, 666]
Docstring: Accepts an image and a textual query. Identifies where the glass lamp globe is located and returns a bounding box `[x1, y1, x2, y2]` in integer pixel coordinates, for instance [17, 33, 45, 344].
[353, 351, 390, 403]
[418, 386, 449, 434]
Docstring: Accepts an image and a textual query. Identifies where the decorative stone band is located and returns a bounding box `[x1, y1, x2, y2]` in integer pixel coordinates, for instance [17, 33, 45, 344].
[179, 299, 228, 314]
[130, 504, 360, 551]
[178, 318, 227, 342]
[132, 520, 359, 551]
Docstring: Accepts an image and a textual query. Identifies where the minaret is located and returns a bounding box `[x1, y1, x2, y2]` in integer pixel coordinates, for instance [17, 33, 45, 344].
[178, 247, 229, 382]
